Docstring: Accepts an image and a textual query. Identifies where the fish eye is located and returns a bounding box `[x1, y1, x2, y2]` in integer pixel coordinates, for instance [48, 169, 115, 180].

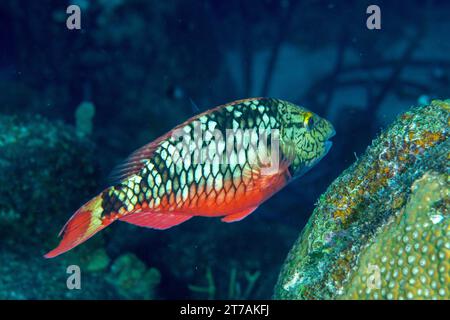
[304, 114, 315, 130]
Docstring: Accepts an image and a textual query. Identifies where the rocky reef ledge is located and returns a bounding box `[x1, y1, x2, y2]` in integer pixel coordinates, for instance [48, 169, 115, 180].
[274, 100, 449, 299]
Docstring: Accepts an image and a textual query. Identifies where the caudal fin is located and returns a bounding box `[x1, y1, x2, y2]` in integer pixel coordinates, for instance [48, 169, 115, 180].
[44, 191, 112, 258]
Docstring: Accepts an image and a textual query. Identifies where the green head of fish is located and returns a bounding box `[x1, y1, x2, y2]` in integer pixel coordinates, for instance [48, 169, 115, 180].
[277, 101, 335, 178]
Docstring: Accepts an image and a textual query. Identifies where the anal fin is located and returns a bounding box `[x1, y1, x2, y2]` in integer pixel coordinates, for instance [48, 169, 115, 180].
[221, 206, 258, 223]
[119, 211, 192, 230]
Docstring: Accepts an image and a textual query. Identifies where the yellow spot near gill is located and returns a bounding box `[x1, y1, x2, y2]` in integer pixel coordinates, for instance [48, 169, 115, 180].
[303, 112, 313, 128]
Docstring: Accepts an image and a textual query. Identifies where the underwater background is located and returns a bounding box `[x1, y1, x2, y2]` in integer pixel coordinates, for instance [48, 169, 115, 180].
[0, 0, 448, 299]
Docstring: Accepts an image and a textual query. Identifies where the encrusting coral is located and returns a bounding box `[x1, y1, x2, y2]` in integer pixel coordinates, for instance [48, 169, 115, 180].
[106, 253, 161, 299]
[274, 100, 449, 299]
[340, 171, 448, 299]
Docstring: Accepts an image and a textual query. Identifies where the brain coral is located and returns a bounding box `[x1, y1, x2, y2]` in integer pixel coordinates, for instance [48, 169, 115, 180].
[274, 100, 449, 300]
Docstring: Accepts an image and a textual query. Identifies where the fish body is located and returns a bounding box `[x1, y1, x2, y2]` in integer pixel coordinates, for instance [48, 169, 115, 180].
[45, 98, 335, 258]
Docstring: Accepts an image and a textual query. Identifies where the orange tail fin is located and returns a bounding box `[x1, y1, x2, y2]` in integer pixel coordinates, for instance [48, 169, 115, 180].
[44, 191, 112, 258]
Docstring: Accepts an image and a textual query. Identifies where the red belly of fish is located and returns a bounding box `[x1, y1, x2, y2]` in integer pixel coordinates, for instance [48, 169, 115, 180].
[152, 171, 289, 218]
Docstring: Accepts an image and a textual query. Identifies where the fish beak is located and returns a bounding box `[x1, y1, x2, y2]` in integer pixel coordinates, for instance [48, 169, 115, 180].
[324, 140, 333, 155]
[323, 123, 335, 156]
[329, 127, 336, 139]
[327, 120, 336, 139]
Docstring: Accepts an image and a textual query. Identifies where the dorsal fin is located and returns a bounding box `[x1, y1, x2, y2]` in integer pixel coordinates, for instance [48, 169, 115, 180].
[109, 97, 267, 183]
[189, 98, 200, 113]
[109, 134, 169, 183]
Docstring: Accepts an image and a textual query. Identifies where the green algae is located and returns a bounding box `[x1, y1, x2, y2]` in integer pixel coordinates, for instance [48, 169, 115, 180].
[85, 248, 111, 272]
[106, 253, 161, 299]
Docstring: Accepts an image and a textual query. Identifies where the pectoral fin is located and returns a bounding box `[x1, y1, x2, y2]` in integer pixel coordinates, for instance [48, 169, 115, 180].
[221, 206, 258, 223]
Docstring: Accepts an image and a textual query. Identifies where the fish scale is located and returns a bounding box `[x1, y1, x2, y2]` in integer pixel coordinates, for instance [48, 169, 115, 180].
[102, 98, 282, 218]
[45, 97, 335, 258]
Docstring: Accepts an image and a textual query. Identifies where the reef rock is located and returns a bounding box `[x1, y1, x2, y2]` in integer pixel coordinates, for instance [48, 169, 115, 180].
[0, 114, 100, 248]
[0, 114, 117, 299]
[274, 100, 449, 299]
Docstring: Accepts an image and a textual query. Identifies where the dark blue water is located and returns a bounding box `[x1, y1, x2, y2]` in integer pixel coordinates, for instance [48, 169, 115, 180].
[0, 0, 449, 299]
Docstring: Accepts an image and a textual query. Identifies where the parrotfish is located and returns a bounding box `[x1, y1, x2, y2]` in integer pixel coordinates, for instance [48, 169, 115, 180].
[45, 98, 335, 258]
